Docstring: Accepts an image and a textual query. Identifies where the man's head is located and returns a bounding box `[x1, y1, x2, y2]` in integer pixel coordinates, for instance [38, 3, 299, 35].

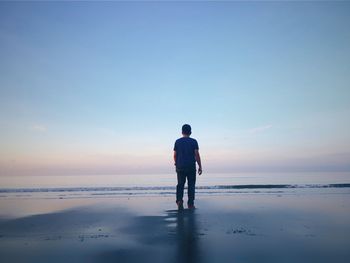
[182, 124, 192, 136]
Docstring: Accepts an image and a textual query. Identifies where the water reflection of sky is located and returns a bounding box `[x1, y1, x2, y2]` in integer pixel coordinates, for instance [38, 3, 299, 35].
[1, 172, 350, 189]
[1, 194, 349, 263]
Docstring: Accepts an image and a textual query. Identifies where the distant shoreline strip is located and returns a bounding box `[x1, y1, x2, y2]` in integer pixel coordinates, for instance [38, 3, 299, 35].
[1, 183, 350, 193]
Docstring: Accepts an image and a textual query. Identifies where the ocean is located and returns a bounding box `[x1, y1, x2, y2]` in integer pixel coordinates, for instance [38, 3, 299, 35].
[1, 172, 349, 199]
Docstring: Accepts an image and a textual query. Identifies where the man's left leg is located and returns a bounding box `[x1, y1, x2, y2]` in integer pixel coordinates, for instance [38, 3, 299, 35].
[176, 168, 186, 210]
[187, 168, 196, 208]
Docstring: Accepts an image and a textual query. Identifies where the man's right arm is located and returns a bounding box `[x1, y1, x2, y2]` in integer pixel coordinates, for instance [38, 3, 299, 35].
[195, 149, 202, 175]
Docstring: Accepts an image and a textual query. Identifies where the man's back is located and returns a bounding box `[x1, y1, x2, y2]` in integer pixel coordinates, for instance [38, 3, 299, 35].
[174, 137, 199, 169]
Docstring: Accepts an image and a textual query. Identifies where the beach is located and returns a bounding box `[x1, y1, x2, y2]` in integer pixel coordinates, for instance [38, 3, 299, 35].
[1, 183, 350, 263]
[2, 1, 350, 262]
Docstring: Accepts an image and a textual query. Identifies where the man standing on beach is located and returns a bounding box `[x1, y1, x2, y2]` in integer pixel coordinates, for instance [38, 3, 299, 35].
[173, 124, 202, 210]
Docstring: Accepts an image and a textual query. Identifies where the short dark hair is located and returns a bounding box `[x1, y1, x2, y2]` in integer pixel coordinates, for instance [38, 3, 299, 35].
[182, 124, 192, 135]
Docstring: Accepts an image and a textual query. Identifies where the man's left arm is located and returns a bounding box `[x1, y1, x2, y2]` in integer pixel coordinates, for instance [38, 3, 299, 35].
[173, 141, 177, 166]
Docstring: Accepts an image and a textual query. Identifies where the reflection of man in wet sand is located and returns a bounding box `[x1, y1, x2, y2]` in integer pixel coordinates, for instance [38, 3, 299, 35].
[173, 124, 202, 210]
[175, 211, 200, 263]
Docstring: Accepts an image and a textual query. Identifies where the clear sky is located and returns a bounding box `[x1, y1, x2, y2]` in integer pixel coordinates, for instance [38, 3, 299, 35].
[1, 1, 349, 176]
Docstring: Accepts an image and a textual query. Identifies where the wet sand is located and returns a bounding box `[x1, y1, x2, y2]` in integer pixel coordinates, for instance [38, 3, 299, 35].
[0, 192, 350, 263]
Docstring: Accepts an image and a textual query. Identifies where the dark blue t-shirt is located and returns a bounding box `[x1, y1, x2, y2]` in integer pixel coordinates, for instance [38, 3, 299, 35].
[173, 137, 199, 169]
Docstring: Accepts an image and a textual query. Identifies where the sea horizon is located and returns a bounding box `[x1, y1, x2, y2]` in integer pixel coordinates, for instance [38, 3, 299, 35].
[1, 171, 349, 201]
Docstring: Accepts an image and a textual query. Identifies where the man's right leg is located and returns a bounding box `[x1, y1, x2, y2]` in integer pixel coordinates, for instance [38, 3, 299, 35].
[176, 168, 186, 208]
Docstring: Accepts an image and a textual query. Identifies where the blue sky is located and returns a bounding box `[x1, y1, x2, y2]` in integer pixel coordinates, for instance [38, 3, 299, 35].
[0, 1, 349, 176]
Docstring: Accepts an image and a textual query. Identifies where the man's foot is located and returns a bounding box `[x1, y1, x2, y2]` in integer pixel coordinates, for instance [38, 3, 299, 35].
[188, 204, 195, 209]
[177, 201, 184, 210]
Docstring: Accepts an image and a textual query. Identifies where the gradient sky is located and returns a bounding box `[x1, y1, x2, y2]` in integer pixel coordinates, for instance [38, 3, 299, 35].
[1, 1, 349, 176]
